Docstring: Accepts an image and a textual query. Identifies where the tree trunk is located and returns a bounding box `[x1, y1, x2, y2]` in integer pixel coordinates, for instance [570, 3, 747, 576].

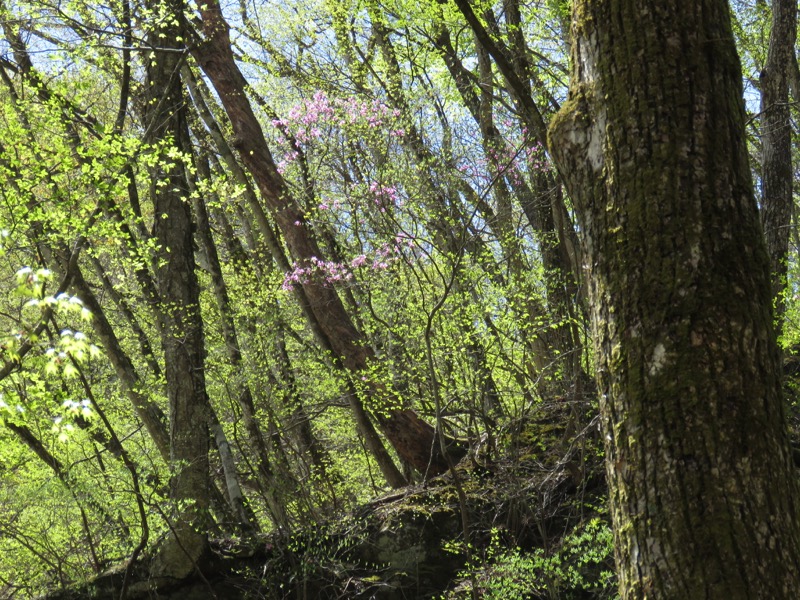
[190, 164, 291, 529]
[440, 4, 585, 389]
[183, 47, 408, 488]
[191, 2, 458, 482]
[146, 0, 211, 578]
[760, 0, 796, 330]
[548, 1, 800, 597]
[208, 406, 255, 531]
[70, 267, 171, 461]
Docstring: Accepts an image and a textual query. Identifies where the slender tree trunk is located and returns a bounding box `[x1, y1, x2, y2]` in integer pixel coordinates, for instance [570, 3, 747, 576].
[549, 1, 800, 597]
[760, 0, 796, 331]
[431, 9, 583, 389]
[208, 406, 255, 531]
[190, 163, 291, 529]
[88, 254, 163, 379]
[145, 0, 211, 577]
[70, 267, 171, 460]
[191, 2, 461, 482]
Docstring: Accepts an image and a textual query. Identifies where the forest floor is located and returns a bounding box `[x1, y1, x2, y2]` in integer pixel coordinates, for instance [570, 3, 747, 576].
[42, 399, 617, 599]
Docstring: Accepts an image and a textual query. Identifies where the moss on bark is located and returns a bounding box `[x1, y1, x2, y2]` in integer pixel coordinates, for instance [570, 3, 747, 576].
[549, 1, 800, 597]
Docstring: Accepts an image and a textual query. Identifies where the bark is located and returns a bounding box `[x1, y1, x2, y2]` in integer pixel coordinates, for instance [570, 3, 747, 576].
[548, 1, 800, 597]
[145, 0, 211, 577]
[760, 0, 796, 329]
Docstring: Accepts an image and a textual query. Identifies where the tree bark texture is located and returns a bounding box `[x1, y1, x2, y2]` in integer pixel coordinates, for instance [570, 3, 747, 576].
[548, 1, 800, 598]
[760, 0, 796, 327]
[145, 0, 211, 577]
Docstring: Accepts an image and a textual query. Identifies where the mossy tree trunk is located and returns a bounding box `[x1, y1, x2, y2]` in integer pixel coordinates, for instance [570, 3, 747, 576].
[548, 1, 800, 598]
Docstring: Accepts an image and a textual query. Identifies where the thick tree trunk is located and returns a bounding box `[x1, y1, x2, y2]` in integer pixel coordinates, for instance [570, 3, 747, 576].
[549, 1, 800, 598]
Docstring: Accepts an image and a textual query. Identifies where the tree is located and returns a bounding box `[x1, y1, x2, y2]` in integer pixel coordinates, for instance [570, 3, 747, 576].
[143, 0, 213, 578]
[548, 1, 800, 597]
[191, 0, 465, 482]
[3, 0, 799, 596]
[760, 0, 796, 329]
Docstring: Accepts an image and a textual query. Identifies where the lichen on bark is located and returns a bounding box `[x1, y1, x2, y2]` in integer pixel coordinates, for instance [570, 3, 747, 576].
[549, 1, 800, 597]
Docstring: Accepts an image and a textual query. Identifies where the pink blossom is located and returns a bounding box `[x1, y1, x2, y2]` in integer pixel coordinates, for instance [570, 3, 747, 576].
[369, 182, 400, 207]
